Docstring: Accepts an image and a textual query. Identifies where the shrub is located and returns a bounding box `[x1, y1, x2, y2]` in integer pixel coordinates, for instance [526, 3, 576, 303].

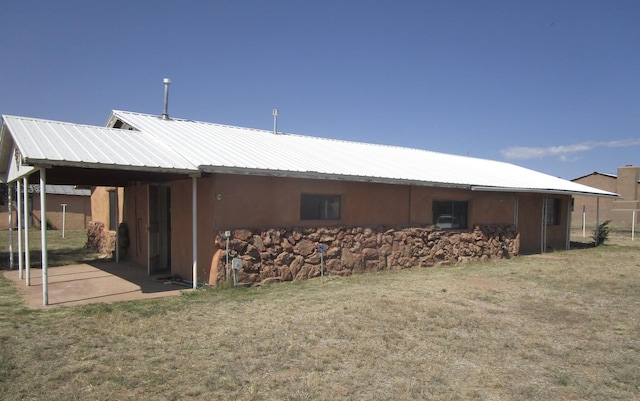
[592, 220, 612, 246]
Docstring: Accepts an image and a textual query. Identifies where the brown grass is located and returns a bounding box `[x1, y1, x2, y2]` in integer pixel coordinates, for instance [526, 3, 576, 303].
[0, 229, 102, 270]
[0, 231, 639, 400]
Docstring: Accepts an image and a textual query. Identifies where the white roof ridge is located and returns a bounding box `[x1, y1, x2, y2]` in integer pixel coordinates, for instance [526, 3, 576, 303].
[3, 114, 139, 132]
[112, 109, 481, 160]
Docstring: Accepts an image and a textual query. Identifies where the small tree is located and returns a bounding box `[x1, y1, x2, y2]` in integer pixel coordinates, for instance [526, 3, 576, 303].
[592, 220, 612, 246]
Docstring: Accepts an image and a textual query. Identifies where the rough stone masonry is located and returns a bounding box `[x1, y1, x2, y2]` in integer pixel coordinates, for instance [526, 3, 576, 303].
[214, 224, 520, 285]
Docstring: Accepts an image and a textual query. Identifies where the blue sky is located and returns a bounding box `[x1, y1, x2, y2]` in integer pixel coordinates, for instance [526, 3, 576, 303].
[1, 0, 638, 180]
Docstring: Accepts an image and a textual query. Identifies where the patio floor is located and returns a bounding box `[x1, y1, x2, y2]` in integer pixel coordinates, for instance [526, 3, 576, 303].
[2, 261, 189, 308]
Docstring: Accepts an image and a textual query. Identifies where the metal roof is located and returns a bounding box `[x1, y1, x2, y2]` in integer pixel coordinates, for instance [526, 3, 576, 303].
[1, 115, 198, 178]
[111, 110, 618, 198]
[23, 184, 90, 196]
[43, 185, 91, 196]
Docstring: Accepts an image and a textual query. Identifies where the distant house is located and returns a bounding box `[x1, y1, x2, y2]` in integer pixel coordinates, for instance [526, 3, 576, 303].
[0, 111, 618, 301]
[0, 184, 91, 230]
[571, 166, 640, 229]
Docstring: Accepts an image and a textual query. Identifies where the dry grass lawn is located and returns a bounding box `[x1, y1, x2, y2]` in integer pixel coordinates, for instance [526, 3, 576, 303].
[0, 230, 639, 400]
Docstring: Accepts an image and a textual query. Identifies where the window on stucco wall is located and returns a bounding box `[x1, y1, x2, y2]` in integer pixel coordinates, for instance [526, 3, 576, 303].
[300, 194, 341, 220]
[433, 200, 468, 230]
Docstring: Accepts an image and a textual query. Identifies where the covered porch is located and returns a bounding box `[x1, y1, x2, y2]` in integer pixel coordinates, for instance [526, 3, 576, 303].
[0, 115, 201, 306]
[2, 261, 188, 308]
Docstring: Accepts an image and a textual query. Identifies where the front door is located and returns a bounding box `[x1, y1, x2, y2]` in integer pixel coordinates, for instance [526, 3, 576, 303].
[148, 185, 171, 274]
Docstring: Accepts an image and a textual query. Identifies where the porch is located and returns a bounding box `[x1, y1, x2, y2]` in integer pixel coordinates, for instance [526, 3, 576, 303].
[2, 261, 188, 308]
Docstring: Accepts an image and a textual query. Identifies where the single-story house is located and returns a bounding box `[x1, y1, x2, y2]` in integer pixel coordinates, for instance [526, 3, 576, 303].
[0, 110, 618, 305]
[0, 184, 91, 230]
[571, 165, 640, 229]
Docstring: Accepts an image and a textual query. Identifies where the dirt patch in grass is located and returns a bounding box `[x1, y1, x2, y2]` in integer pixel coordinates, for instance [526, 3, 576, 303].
[0, 233, 640, 400]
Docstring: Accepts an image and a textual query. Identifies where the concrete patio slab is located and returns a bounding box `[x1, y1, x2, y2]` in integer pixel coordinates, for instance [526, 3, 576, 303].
[2, 261, 189, 308]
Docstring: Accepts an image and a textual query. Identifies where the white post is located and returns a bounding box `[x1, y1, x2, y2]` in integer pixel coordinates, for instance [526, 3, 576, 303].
[582, 205, 586, 238]
[192, 176, 198, 289]
[115, 227, 120, 263]
[23, 177, 30, 286]
[16, 181, 23, 279]
[61, 203, 67, 238]
[566, 199, 572, 250]
[8, 183, 13, 270]
[225, 233, 230, 279]
[595, 197, 600, 246]
[632, 210, 636, 241]
[115, 190, 119, 263]
[541, 198, 547, 253]
[40, 169, 49, 306]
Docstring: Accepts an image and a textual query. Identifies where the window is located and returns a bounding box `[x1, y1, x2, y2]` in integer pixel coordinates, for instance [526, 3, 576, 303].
[433, 200, 468, 230]
[301, 194, 341, 220]
[544, 198, 560, 226]
[108, 190, 118, 231]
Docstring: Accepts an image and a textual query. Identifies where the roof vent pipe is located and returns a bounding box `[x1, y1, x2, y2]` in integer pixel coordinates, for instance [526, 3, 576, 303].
[162, 78, 171, 120]
[272, 108, 278, 134]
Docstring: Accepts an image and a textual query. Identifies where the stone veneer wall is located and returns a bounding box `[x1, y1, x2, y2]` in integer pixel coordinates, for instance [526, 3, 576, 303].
[214, 224, 520, 285]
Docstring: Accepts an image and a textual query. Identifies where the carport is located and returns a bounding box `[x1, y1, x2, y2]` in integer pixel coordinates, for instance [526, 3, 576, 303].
[0, 115, 201, 306]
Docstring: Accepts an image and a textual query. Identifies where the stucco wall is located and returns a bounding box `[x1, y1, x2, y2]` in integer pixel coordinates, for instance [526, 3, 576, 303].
[571, 174, 620, 228]
[167, 178, 216, 281]
[208, 175, 519, 229]
[118, 174, 569, 283]
[1, 193, 91, 230]
[209, 174, 412, 228]
[31, 193, 91, 230]
[572, 171, 640, 229]
[91, 187, 124, 230]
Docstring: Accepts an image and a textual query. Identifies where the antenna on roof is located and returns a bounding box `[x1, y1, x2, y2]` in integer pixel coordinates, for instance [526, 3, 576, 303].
[272, 108, 279, 134]
[162, 78, 171, 120]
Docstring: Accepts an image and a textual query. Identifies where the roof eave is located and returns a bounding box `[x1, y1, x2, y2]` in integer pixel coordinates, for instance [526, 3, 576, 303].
[24, 158, 199, 176]
[471, 185, 620, 198]
[201, 165, 472, 189]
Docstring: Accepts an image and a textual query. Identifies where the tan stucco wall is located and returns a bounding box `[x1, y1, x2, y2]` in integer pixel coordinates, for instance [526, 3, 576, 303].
[32, 194, 92, 230]
[210, 175, 412, 228]
[119, 174, 570, 283]
[409, 187, 517, 226]
[572, 171, 640, 229]
[91, 187, 124, 230]
[167, 178, 216, 282]
[1, 193, 91, 230]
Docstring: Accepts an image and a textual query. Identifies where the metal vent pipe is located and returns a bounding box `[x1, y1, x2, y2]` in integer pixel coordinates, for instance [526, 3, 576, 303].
[272, 108, 278, 134]
[162, 78, 171, 120]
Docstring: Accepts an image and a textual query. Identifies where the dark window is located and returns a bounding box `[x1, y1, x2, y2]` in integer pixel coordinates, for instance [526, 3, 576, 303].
[301, 194, 341, 220]
[0, 184, 6, 206]
[544, 198, 560, 225]
[108, 190, 118, 231]
[433, 200, 468, 230]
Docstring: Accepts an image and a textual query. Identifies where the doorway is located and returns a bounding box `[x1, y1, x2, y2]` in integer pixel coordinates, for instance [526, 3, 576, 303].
[148, 184, 171, 274]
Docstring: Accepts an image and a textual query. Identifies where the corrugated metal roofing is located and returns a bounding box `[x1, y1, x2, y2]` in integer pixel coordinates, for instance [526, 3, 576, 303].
[112, 110, 618, 197]
[44, 185, 91, 196]
[1, 115, 198, 174]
